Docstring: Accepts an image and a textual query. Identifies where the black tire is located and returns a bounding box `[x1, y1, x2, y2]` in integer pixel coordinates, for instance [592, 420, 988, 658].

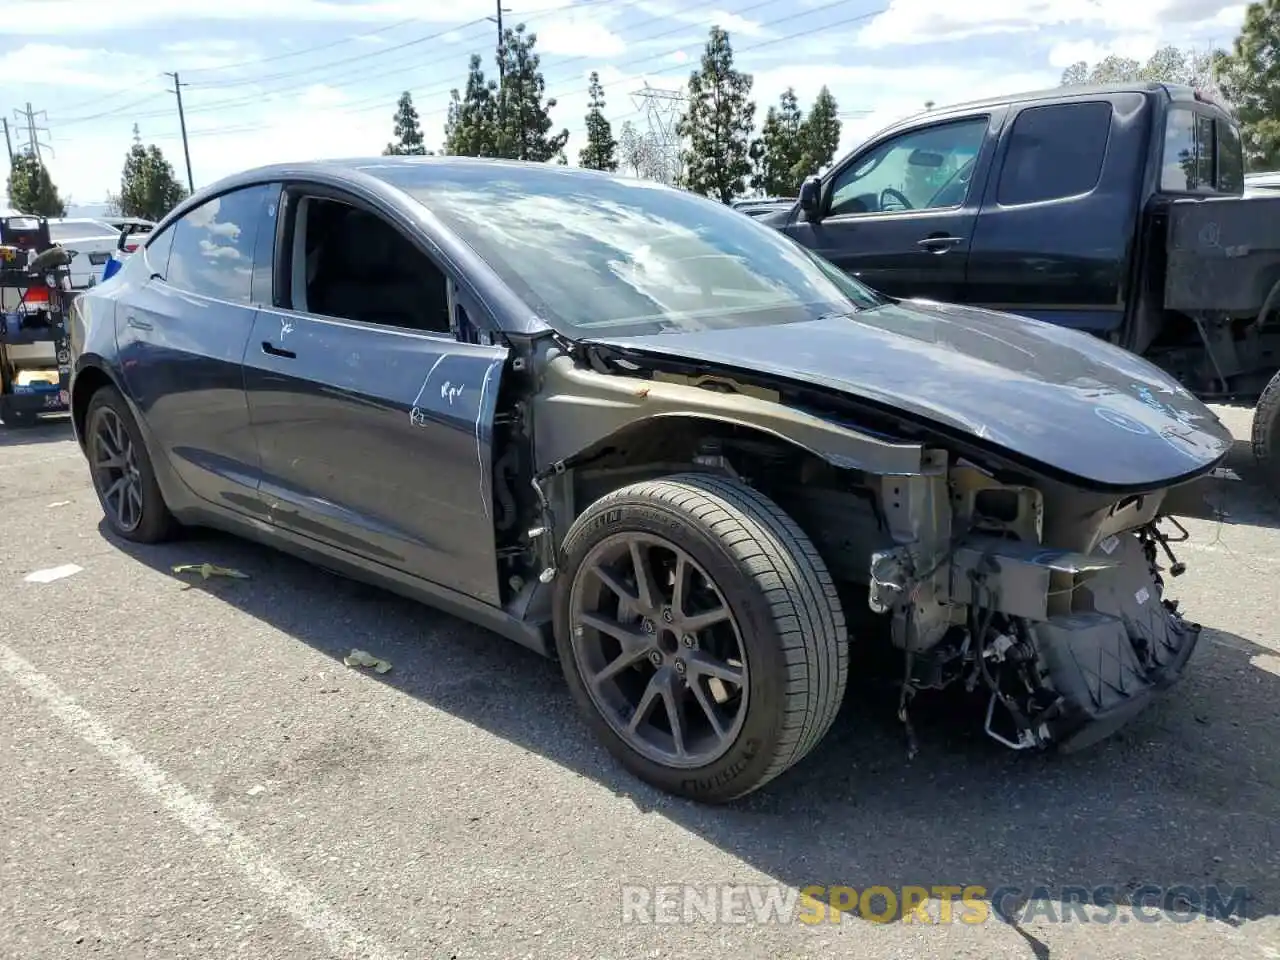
[1252, 368, 1280, 487]
[553, 472, 848, 803]
[85, 385, 179, 543]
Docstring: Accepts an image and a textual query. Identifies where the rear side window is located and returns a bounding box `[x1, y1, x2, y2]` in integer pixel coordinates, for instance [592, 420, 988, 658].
[165, 184, 271, 303]
[1217, 121, 1245, 192]
[1160, 107, 1242, 194]
[996, 101, 1112, 206]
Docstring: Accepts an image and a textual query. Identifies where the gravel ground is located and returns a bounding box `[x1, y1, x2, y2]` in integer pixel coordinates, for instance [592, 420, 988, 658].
[0, 406, 1276, 960]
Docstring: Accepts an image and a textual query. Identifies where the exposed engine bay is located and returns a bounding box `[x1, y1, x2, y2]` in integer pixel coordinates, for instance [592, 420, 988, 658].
[494, 339, 1217, 758]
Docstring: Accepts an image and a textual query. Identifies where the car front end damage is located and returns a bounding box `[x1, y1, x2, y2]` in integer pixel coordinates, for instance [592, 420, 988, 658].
[860, 459, 1208, 756]
[528, 339, 1227, 762]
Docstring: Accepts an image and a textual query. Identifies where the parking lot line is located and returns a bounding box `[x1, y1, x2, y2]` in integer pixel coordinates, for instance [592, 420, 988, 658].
[0, 642, 402, 960]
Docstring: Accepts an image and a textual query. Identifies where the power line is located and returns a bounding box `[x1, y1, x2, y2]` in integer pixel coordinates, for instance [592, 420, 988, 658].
[173, 0, 779, 136]
[43, 17, 447, 116]
[183, 16, 429, 78]
[49, 0, 651, 128]
[181, 1, 882, 148]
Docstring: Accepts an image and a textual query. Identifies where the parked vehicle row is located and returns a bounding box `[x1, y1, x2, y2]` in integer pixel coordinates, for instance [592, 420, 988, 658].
[69, 150, 1231, 802]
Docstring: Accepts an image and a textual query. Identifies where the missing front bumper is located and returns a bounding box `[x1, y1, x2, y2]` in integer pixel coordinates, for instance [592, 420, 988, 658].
[954, 529, 1201, 753]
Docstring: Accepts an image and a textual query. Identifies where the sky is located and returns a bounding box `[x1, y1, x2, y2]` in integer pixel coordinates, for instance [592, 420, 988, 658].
[0, 0, 1250, 212]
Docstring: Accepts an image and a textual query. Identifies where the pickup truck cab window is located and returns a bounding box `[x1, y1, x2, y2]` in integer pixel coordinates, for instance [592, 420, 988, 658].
[1160, 106, 1242, 195]
[996, 101, 1112, 206]
[828, 117, 988, 217]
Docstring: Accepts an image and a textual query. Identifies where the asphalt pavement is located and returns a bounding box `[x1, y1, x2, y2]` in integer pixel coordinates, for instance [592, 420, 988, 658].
[1, 406, 1277, 960]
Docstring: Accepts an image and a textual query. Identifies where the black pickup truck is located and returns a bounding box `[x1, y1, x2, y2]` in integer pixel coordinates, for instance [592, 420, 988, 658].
[759, 82, 1280, 481]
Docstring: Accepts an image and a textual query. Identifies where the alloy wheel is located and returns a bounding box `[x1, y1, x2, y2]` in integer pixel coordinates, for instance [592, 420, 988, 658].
[568, 531, 749, 769]
[90, 407, 144, 533]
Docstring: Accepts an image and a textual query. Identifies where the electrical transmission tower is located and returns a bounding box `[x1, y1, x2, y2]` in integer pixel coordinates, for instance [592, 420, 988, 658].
[630, 83, 686, 185]
[13, 103, 53, 162]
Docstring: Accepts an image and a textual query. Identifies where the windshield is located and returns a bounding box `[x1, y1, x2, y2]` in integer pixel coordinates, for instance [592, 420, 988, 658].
[49, 220, 118, 242]
[377, 163, 885, 339]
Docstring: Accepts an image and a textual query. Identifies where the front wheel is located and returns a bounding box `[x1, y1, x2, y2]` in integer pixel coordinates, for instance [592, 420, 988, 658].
[1252, 368, 1280, 488]
[553, 472, 849, 803]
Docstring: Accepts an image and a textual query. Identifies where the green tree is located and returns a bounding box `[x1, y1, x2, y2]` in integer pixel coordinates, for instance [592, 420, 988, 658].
[618, 120, 666, 180]
[1060, 45, 1217, 88]
[579, 71, 617, 171]
[384, 91, 430, 156]
[797, 85, 842, 179]
[497, 23, 569, 161]
[6, 151, 67, 217]
[119, 125, 187, 221]
[751, 87, 806, 196]
[677, 25, 756, 202]
[1216, 0, 1280, 168]
[444, 54, 501, 157]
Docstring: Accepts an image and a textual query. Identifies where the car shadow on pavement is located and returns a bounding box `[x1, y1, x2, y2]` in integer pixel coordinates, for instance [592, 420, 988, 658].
[0, 415, 73, 448]
[1191, 440, 1280, 530]
[101, 518, 1280, 936]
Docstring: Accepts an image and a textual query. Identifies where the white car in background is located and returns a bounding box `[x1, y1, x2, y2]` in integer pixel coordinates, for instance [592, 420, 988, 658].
[46, 217, 121, 290]
[100, 215, 155, 253]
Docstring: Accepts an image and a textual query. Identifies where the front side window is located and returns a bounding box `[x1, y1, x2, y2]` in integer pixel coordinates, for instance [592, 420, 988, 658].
[165, 184, 271, 303]
[370, 162, 887, 340]
[143, 223, 176, 279]
[828, 117, 989, 216]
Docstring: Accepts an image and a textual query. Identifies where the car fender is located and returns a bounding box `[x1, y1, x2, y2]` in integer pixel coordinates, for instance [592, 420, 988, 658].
[531, 350, 930, 478]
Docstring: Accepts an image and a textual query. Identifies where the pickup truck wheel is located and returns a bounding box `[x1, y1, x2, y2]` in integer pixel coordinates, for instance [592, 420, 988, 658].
[553, 472, 848, 803]
[1252, 368, 1280, 487]
[85, 386, 179, 544]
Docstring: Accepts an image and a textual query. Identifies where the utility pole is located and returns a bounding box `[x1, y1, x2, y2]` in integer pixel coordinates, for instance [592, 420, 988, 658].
[487, 2, 512, 156]
[12, 103, 52, 162]
[165, 71, 195, 193]
[2, 119, 13, 165]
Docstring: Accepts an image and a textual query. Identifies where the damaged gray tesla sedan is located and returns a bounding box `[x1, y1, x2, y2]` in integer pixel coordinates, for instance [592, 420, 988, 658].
[68, 157, 1232, 803]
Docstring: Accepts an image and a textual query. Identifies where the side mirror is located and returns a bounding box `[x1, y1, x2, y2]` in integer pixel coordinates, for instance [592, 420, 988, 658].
[799, 177, 822, 220]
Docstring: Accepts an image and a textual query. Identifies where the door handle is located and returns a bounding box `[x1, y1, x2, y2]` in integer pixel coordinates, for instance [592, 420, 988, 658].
[261, 341, 296, 359]
[916, 235, 965, 253]
[125, 315, 152, 330]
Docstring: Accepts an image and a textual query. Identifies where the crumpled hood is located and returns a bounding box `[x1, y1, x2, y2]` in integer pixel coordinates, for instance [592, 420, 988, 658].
[586, 299, 1233, 489]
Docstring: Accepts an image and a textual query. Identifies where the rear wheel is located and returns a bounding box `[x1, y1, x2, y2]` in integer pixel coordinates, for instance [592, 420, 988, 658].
[85, 386, 179, 543]
[1252, 368, 1280, 487]
[553, 472, 848, 803]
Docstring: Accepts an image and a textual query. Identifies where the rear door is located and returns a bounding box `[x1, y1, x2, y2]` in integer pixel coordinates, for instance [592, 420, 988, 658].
[966, 93, 1145, 337]
[783, 112, 999, 302]
[115, 182, 278, 518]
[243, 185, 509, 605]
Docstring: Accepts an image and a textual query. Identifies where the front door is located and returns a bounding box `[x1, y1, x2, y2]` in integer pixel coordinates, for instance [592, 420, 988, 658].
[243, 190, 508, 605]
[114, 182, 277, 518]
[784, 113, 997, 303]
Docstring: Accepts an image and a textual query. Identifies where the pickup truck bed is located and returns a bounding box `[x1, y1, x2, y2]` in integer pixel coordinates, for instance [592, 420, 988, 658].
[1164, 194, 1280, 316]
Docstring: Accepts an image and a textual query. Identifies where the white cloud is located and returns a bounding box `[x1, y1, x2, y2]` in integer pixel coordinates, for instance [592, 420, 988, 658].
[534, 16, 627, 57]
[856, 0, 1242, 46]
[635, 1, 767, 37]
